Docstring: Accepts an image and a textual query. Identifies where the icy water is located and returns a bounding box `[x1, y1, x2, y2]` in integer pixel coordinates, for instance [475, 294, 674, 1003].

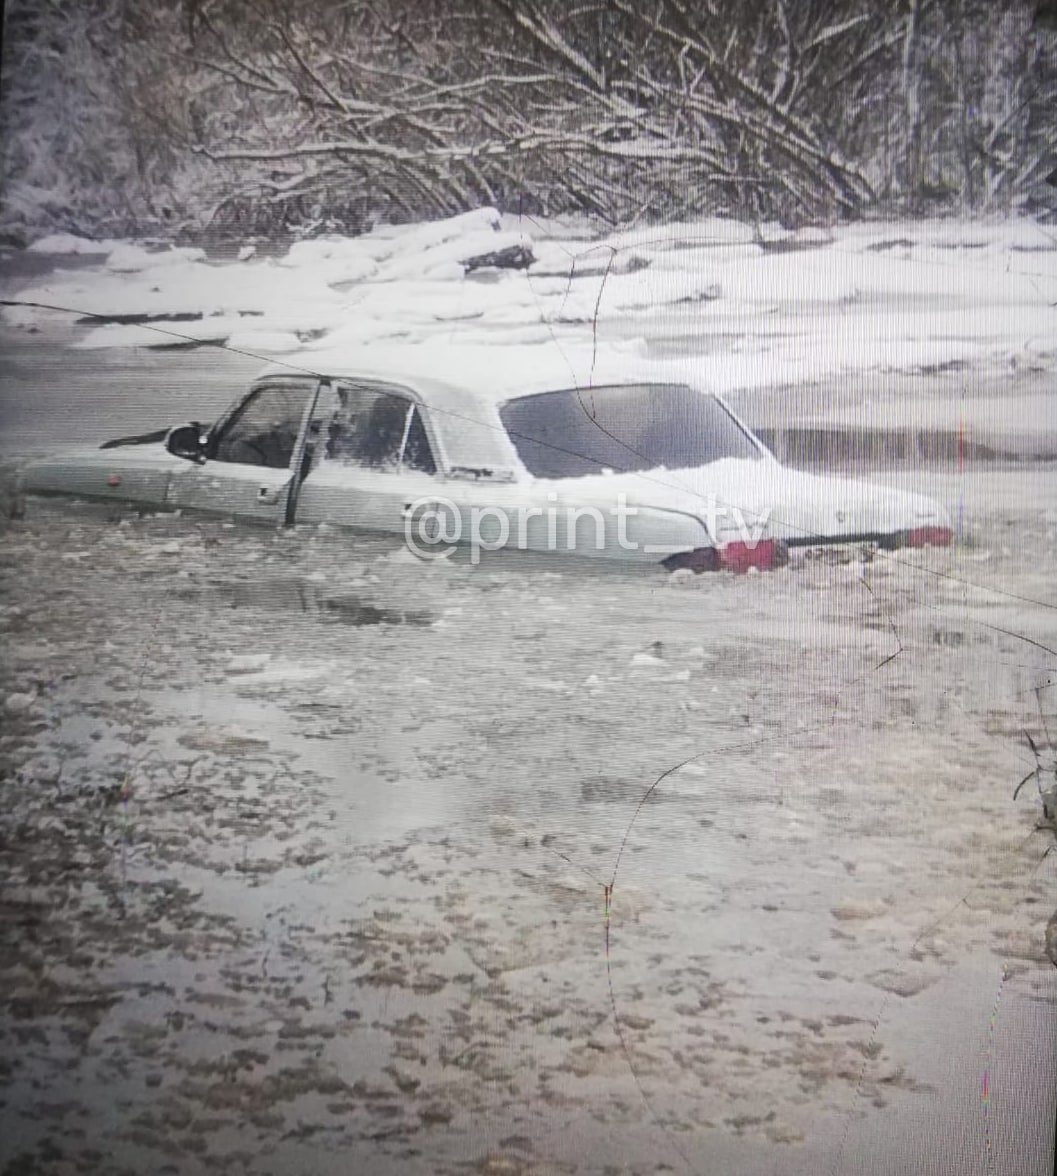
[0, 321, 261, 456]
[0, 312, 1055, 1173]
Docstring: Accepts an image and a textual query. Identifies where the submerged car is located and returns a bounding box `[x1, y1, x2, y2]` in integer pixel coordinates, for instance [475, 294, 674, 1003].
[20, 347, 952, 571]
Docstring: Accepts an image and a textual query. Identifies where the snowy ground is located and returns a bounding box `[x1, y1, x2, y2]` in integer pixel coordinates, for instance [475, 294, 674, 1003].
[6, 210, 1057, 387]
[0, 472, 1055, 1175]
[1, 216, 1056, 1174]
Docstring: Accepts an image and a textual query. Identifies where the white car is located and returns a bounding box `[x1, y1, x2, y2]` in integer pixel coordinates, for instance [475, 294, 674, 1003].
[20, 347, 952, 571]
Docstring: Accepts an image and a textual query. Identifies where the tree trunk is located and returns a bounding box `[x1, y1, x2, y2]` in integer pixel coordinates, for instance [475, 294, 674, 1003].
[901, 0, 924, 208]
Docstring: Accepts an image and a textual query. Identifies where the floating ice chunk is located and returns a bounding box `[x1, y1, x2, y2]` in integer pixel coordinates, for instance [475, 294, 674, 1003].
[630, 652, 665, 667]
[4, 692, 36, 714]
[226, 329, 303, 353]
[106, 244, 207, 272]
[28, 233, 118, 254]
[226, 653, 272, 673]
[384, 546, 425, 564]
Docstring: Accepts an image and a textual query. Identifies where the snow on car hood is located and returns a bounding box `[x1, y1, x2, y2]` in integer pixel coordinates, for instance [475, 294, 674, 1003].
[531, 458, 949, 545]
[691, 460, 951, 542]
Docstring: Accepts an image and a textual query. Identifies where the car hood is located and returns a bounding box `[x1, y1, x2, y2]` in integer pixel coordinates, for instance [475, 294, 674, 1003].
[534, 458, 949, 545]
[700, 460, 950, 543]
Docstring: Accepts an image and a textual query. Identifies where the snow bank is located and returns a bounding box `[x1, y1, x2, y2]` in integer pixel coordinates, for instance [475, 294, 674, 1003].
[225, 329, 304, 353]
[278, 219, 529, 285]
[5, 208, 1056, 392]
[368, 206, 501, 249]
[105, 244, 208, 272]
[27, 233, 120, 255]
[606, 217, 758, 252]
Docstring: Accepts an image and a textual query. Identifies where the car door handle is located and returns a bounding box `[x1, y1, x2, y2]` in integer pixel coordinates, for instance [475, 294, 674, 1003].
[258, 485, 283, 505]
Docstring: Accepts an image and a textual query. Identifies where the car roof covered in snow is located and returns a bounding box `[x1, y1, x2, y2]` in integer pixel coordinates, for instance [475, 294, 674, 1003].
[256, 343, 715, 475]
[256, 343, 676, 403]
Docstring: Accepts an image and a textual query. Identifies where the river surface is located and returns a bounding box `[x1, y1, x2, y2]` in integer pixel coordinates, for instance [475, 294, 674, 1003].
[0, 267, 1055, 1176]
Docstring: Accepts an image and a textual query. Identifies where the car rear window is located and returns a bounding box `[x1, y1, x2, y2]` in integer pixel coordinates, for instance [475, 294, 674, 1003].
[498, 383, 762, 478]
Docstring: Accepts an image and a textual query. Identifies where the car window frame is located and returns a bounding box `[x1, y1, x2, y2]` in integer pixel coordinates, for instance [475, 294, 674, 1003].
[495, 383, 770, 479]
[322, 379, 441, 477]
[195, 376, 329, 523]
[713, 393, 776, 462]
[205, 378, 319, 469]
[207, 374, 447, 479]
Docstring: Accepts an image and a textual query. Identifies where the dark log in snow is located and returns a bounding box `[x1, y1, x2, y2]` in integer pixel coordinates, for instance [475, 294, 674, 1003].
[462, 243, 535, 272]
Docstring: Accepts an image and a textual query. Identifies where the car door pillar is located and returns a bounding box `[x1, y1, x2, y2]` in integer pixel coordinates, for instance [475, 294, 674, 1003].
[284, 378, 331, 525]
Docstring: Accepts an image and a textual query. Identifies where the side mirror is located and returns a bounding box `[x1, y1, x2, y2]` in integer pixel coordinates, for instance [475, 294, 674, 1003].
[165, 423, 206, 463]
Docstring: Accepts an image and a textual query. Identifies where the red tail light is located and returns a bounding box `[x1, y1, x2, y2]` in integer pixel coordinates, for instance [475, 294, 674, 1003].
[719, 539, 778, 572]
[907, 526, 953, 548]
[663, 540, 780, 574]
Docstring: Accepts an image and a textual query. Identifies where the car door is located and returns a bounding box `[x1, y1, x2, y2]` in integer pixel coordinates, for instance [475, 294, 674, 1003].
[166, 379, 326, 524]
[294, 383, 442, 536]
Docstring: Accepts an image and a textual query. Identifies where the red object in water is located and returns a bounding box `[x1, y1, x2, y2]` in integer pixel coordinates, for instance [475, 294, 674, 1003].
[107, 474, 122, 487]
[907, 525, 953, 548]
[719, 538, 778, 572]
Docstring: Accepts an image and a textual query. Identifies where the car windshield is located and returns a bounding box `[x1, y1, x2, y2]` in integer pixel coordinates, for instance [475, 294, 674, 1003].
[498, 383, 763, 478]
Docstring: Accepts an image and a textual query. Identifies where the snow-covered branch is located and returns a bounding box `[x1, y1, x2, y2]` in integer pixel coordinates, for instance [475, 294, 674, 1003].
[3, 0, 1055, 240]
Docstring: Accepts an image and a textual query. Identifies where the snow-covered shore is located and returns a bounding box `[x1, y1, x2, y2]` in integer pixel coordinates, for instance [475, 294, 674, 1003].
[6, 209, 1056, 397]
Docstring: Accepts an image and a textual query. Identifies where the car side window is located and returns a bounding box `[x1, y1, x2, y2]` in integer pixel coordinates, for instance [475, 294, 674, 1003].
[402, 407, 437, 474]
[325, 388, 437, 475]
[212, 384, 309, 469]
